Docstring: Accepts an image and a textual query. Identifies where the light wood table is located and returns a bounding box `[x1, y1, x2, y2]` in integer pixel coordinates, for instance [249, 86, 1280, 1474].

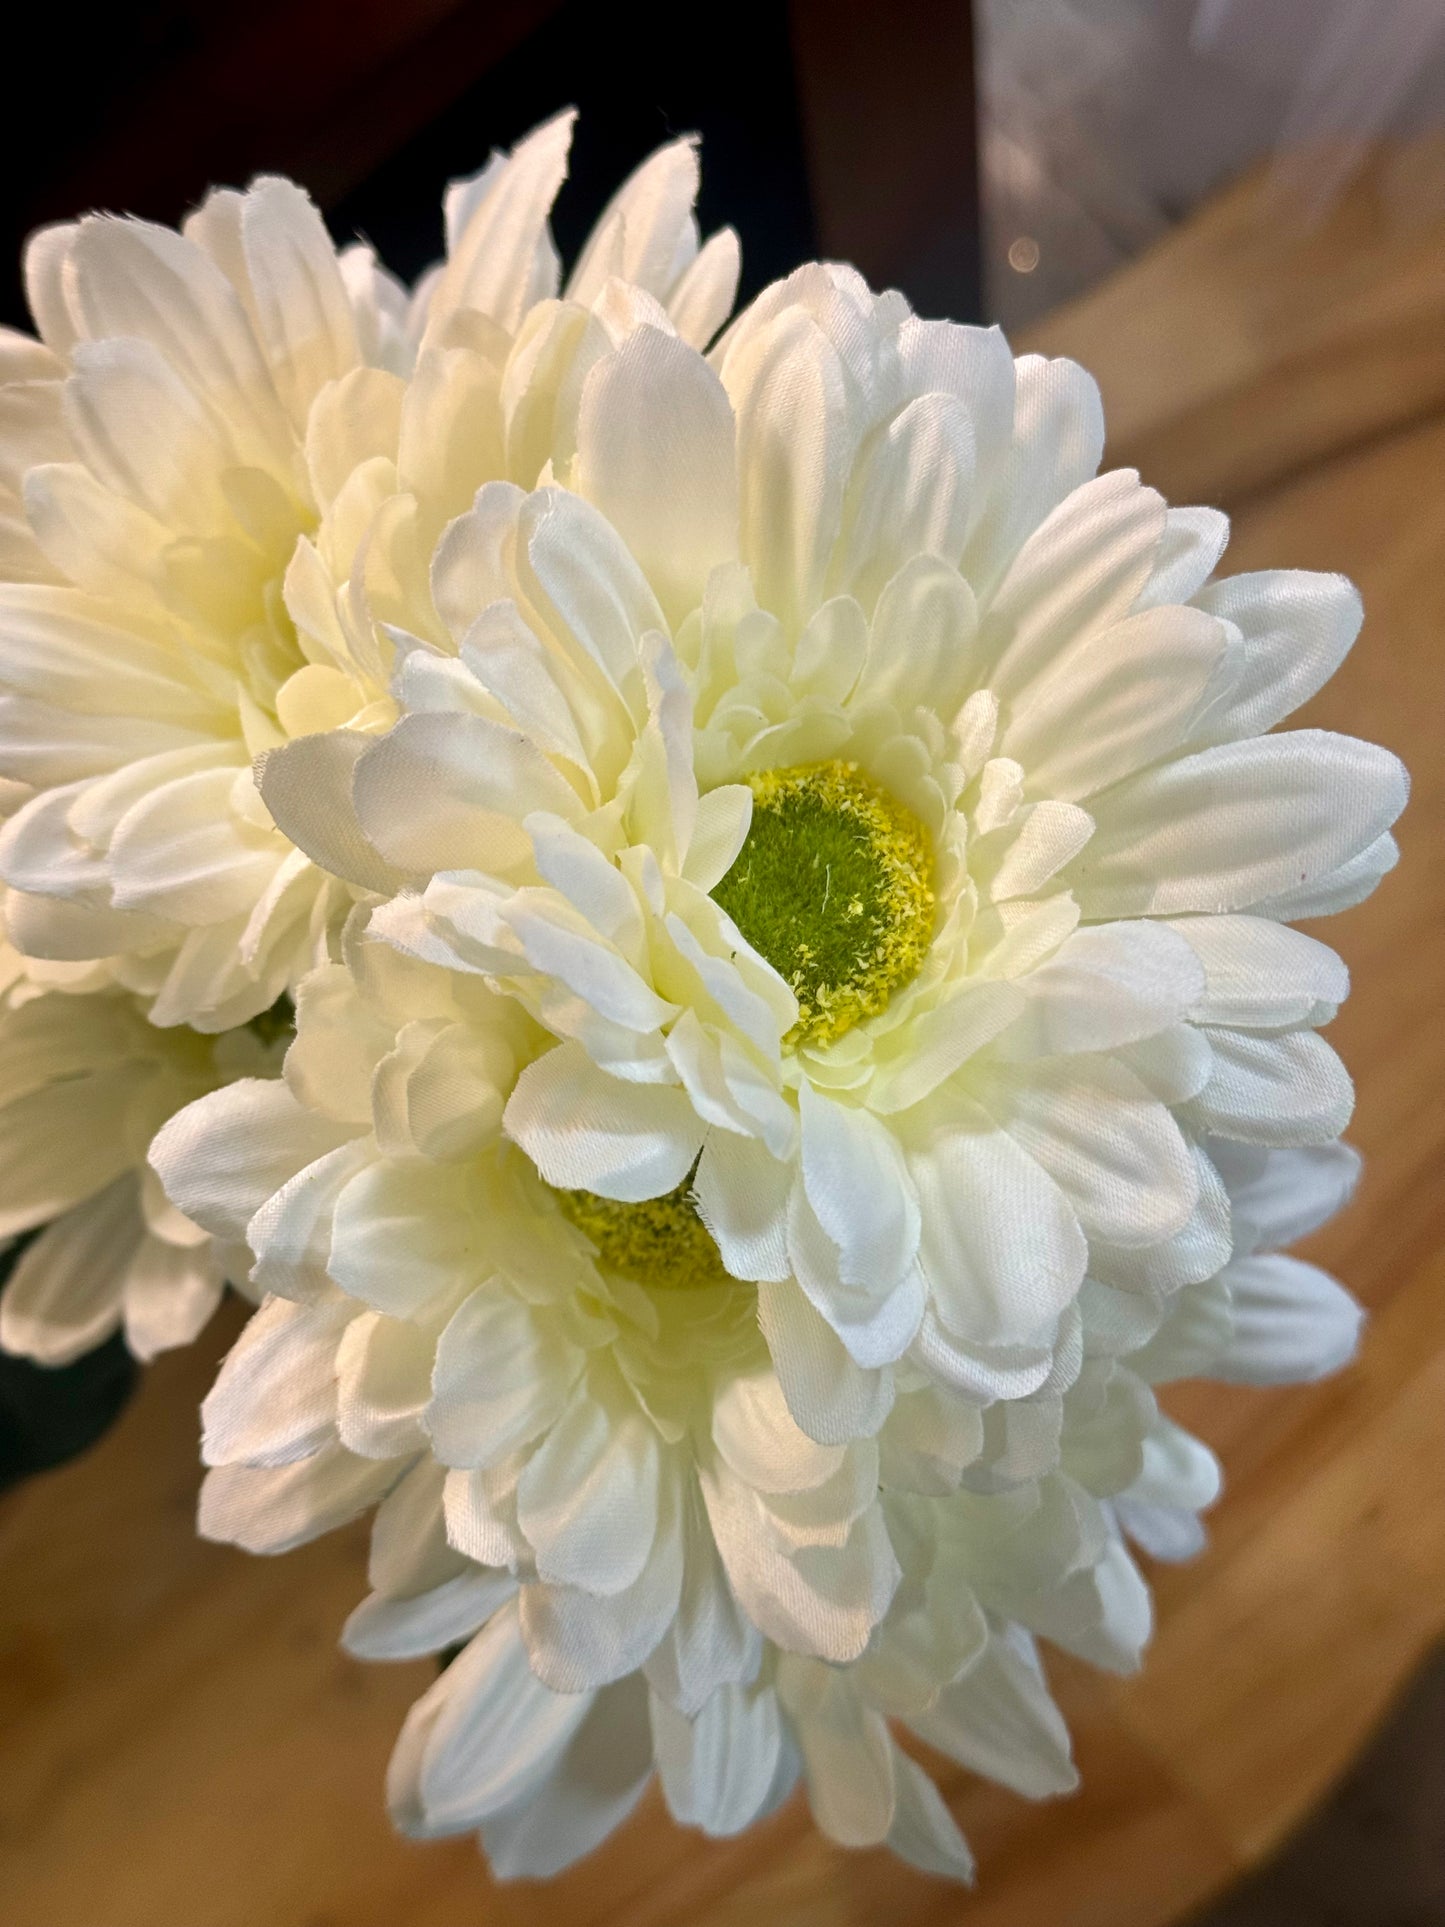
[2, 149, 1444, 1927]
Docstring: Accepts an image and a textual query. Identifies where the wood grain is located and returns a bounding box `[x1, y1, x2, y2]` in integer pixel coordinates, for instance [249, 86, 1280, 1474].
[2, 156, 1444, 1927]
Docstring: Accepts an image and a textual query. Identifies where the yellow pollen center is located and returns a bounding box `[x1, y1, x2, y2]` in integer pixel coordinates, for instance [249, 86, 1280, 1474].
[554, 1176, 734, 1290]
[711, 760, 935, 1047]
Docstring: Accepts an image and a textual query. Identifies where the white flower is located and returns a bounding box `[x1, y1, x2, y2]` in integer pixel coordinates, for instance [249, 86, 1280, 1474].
[0, 983, 286, 1363]
[0, 112, 739, 1031]
[259, 264, 1405, 1441]
[152, 923, 1226, 1876]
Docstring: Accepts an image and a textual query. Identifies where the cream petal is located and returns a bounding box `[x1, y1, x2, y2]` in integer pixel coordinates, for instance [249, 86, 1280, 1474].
[240, 175, 360, 424]
[979, 1057, 1199, 1248]
[198, 1443, 400, 1555]
[652, 1683, 783, 1837]
[353, 710, 583, 878]
[108, 766, 282, 924]
[575, 325, 738, 625]
[503, 1041, 704, 1200]
[481, 1675, 654, 1879]
[1182, 1027, 1353, 1146]
[756, 1274, 896, 1446]
[666, 228, 742, 350]
[121, 1232, 225, 1360]
[343, 1568, 516, 1662]
[567, 137, 701, 307]
[425, 112, 573, 345]
[909, 1105, 1088, 1348]
[149, 1078, 355, 1245]
[728, 307, 851, 633]
[201, 1293, 354, 1468]
[427, 1284, 581, 1470]
[336, 1309, 434, 1458]
[257, 730, 409, 897]
[0, 1179, 137, 1363]
[1216, 1253, 1363, 1383]
[69, 214, 292, 469]
[1070, 731, 1408, 919]
[1191, 569, 1362, 742]
[909, 1627, 1077, 1798]
[517, 1374, 661, 1594]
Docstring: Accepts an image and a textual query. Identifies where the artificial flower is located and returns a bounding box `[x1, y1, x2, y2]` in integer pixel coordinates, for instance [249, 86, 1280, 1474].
[258, 262, 1405, 1437]
[151, 919, 1226, 1876]
[0, 111, 738, 1031]
[0, 975, 286, 1364]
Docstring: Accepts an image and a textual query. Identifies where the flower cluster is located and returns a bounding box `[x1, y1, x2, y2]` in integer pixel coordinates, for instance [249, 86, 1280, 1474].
[0, 113, 1405, 1880]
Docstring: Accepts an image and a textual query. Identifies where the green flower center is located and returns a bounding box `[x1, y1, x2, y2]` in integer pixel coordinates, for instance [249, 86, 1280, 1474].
[554, 1176, 733, 1290]
[711, 760, 935, 1047]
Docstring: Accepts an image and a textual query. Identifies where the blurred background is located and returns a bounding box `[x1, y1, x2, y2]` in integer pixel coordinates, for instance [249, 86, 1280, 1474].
[1, 4, 1443, 1924]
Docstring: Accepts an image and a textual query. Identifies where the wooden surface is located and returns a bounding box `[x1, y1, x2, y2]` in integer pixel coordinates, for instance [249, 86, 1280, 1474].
[3, 153, 1445, 1927]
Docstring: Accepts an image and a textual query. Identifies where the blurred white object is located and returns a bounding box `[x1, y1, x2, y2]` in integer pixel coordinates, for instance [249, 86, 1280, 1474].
[980, 0, 1445, 328]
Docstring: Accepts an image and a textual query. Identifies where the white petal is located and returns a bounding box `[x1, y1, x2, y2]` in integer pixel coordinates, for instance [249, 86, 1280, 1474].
[517, 1376, 661, 1594]
[1210, 1138, 1361, 1254]
[202, 1294, 354, 1467]
[886, 1751, 975, 1882]
[482, 1676, 654, 1879]
[328, 1157, 479, 1318]
[756, 1274, 895, 1447]
[428, 1284, 580, 1471]
[343, 1567, 516, 1662]
[1217, 1253, 1363, 1383]
[575, 326, 737, 624]
[980, 1057, 1199, 1247]
[783, 1660, 895, 1848]
[390, 1597, 591, 1836]
[982, 469, 1166, 701]
[1183, 1027, 1354, 1146]
[1002, 604, 1230, 802]
[353, 711, 582, 878]
[1072, 731, 1409, 919]
[1192, 569, 1361, 741]
[910, 1628, 1077, 1798]
[653, 1684, 782, 1837]
[198, 1444, 398, 1555]
[909, 1105, 1087, 1347]
[149, 1079, 354, 1246]
[1172, 916, 1349, 1030]
[0, 1181, 135, 1363]
[504, 1042, 704, 1200]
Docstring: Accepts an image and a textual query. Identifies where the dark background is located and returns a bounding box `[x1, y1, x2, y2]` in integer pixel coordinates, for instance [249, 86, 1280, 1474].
[0, 0, 982, 334]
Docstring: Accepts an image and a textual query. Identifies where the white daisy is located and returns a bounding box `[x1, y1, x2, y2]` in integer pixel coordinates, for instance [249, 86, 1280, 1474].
[258, 263, 1405, 1441]
[0, 983, 285, 1363]
[151, 923, 1226, 1877]
[0, 112, 739, 1030]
